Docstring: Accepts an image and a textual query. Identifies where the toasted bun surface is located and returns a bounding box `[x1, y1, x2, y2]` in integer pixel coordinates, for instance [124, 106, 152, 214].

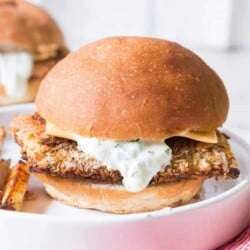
[0, 0, 66, 54]
[36, 174, 205, 214]
[36, 36, 229, 140]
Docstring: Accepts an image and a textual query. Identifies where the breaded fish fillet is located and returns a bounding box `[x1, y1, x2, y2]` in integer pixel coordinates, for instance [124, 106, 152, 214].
[10, 113, 239, 184]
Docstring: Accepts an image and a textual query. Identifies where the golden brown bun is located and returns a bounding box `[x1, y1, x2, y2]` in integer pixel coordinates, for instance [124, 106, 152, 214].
[36, 173, 205, 214]
[0, 0, 66, 56]
[36, 37, 229, 140]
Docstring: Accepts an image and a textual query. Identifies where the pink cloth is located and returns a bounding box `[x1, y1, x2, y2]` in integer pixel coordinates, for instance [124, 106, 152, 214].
[219, 227, 250, 250]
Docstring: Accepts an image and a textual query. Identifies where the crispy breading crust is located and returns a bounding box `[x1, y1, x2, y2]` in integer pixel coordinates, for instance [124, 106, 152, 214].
[10, 114, 239, 184]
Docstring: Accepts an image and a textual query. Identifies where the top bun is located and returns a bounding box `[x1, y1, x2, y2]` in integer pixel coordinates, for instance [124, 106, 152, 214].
[0, 0, 66, 55]
[36, 36, 229, 140]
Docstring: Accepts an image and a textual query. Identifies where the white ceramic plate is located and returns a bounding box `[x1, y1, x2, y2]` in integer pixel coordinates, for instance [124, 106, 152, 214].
[0, 104, 249, 250]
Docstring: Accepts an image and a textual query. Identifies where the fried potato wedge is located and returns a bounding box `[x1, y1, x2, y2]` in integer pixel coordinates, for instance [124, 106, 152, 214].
[0, 126, 6, 149]
[1, 162, 30, 211]
[0, 159, 10, 190]
[24, 190, 37, 201]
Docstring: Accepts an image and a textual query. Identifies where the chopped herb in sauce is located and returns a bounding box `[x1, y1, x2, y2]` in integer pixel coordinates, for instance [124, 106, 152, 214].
[165, 148, 171, 154]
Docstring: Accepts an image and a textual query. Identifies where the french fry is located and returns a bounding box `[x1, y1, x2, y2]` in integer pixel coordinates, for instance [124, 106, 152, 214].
[0, 126, 6, 149]
[1, 162, 30, 211]
[24, 190, 37, 201]
[0, 159, 10, 190]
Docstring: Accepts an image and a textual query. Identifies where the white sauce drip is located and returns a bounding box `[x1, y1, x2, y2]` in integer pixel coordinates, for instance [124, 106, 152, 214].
[0, 52, 33, 99]
[72, 135, 172, 192]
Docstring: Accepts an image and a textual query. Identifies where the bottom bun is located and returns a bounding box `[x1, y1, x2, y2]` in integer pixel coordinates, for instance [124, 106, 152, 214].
[36, 174, 206, 214]
[0, 78, 40, 106]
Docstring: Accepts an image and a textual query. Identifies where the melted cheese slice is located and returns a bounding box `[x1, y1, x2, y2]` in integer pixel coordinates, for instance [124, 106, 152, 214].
[46, 122, 218, 143]
[178, 130, 218, 143]
[46, 122, 74, 140]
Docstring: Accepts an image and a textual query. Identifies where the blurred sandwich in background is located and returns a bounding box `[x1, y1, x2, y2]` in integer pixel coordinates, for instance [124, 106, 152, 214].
[0, 0, 68, 106]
